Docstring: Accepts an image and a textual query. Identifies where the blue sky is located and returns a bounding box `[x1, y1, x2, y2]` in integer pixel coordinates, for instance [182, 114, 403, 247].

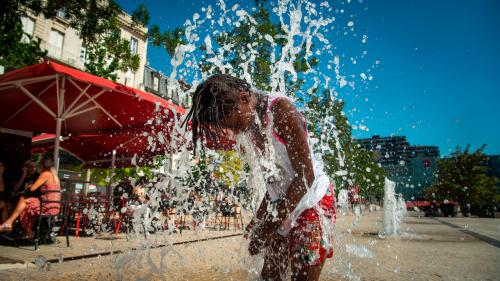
[118, 0, 500, 156]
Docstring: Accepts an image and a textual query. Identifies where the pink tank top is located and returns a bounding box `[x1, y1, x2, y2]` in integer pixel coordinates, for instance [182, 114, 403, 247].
[40, 181, 61, 216]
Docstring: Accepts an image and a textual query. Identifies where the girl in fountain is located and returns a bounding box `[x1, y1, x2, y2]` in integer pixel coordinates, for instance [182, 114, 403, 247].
[183, 74, 336, 281]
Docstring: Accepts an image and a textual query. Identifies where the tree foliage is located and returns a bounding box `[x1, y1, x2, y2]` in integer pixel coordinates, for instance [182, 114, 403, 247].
[304, 91, 385, 200]
[208, 6, 285, 91]
[180, 153, 215, 196]
[350, 144, 385, 201]
[131, 3, 150, 27]
[212, 151, 243, 188]
[1, 0, 142, 80]
[425, 145, 499, 217]
[91, 167, 154, 187]
[148, 25, 185, 58]
[1, 0, 47, 71]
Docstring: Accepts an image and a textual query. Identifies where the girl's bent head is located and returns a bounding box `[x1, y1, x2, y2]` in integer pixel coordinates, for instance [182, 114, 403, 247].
[184, 74, 258, 152]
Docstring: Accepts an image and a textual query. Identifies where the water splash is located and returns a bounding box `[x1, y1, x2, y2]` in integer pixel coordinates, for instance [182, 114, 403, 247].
[382, 178, 406, 236]
[345, 243, 374, 259]
[337, 189, 349, 213]
[34, 255, 50, 272]
[106, 0, 371, 279]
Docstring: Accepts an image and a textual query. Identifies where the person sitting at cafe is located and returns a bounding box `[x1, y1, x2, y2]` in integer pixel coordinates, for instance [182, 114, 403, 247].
[0, 156, 60, 238]
[132, 177, 148, 205]
[112, 179, 133, 216]
[220, 197, 233, 230]
[127, 177, 153, 234]
[13, 160, 39, 193]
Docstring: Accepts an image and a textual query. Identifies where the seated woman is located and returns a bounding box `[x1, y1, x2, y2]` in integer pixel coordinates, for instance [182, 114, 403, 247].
[132, 181, 147, 204]
[126, 177, 149, 212]
[0, 156, 60, 238]
[127, 178, 154, 234]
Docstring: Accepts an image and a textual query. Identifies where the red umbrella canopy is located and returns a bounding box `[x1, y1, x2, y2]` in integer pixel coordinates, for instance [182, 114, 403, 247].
[203, 129, 237, 151]
[0, 61, 185, 134]
[32, 125, 174, 168]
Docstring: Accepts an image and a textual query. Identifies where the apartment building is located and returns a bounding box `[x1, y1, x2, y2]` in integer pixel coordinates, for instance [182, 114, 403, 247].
[356, 135, 440, 199]
[20, 9, 148, 89]
[143, 65, 192, 108]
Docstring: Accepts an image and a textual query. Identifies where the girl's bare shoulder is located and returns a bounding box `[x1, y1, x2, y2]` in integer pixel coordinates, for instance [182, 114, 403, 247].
[271, 96, 298, 116]
[39, 170, 52, 178]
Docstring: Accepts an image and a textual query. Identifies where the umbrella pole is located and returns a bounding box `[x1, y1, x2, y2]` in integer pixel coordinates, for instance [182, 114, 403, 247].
[83, 168, 91, 195]
[54, 75, 65, 172]
[109, 150, 117, 200]
[54, 117, 62, 171]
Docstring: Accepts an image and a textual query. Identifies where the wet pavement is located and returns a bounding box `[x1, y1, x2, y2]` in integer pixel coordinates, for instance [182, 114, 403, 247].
[0, 210, 499, 280]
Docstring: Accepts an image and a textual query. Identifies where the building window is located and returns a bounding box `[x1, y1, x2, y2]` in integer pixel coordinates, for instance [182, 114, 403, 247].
[57, 8, 67, 19]
[153, 76, 159, 91]
[80, 45, 87, 63]
[130, 37, 138, 55]
[125, 70, 135, 87]
[21, 17, 35, 43]
[48, 29, 64, 59]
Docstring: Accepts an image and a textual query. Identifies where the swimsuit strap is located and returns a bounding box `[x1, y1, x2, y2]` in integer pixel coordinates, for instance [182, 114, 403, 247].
[265, 96, 287, 145]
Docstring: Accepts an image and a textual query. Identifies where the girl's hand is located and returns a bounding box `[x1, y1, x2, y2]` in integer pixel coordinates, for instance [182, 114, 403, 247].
[260, 219, 281, 236]
[248, 234, 267, 255]
[246, 220, 271, 255]
[243, 219, 257, 239]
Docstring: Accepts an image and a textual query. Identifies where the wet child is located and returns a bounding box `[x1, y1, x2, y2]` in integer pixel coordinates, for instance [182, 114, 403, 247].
[183, 74, 336, 281]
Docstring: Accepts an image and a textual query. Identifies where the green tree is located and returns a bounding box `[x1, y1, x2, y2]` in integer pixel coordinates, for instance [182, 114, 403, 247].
[148, 24, 185, 58]
[91, 165, 158, 188]
[202, 2, 316, 93]
[1, 0, 47, 71]
[131, 3, 150, 27]
[1, 0, 142, 79]
[209, 5, 284, 91]
[213, 151, 243, 188]
[350, 144, 385, 201]
[74, 1, 141, 80]
[305, 92, 352, 177]
[425, 145, 499, 217]
[180, 152, 215, 196]
[304, 90, 385, 200]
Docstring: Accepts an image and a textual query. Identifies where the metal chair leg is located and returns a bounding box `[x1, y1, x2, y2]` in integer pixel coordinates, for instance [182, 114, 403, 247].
[64, 203, 70, 247]
[34, 216, 42, 250]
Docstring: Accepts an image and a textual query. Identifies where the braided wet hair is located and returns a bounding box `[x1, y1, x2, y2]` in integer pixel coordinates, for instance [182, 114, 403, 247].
[183, 74, 251, 153]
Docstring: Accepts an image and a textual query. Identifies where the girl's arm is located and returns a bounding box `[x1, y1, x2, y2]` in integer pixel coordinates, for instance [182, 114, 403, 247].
[28, 172, 49, 192]
[245, 192, 271, 234]
[261, 98, 315, 235]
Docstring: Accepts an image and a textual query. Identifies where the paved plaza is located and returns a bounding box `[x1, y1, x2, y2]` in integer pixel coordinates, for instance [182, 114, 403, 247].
[0, 210, 498, 280]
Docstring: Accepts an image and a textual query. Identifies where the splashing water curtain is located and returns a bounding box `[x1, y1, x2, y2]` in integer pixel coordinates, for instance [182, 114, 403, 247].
[58, 1, 376, 279]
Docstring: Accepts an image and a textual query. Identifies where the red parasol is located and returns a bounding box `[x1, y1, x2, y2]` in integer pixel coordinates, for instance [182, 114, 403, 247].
[0, 61, 185, 169]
